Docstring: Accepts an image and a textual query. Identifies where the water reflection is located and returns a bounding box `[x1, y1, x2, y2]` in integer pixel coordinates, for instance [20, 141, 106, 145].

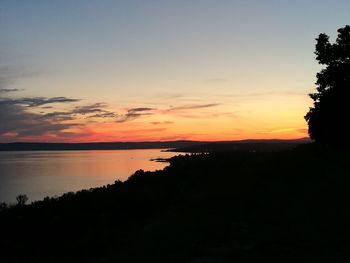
[0, 149, 175, 203]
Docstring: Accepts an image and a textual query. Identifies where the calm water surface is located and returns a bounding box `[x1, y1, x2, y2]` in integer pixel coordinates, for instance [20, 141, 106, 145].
[0, 149, 176, 203]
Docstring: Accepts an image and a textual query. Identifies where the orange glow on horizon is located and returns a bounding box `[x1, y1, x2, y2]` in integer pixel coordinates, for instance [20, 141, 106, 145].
[9, 119, 308, 143]
[0, 84, 311, 143]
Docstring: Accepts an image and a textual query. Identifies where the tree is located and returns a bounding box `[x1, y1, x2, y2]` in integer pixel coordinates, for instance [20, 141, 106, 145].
[16, 194, 28, 206]
[0, 202, 8, 211]
[305, 25, 350, 144]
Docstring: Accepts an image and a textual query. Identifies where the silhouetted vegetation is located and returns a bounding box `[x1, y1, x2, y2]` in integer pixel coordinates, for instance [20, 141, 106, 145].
[0, 202, 8, 211]
[305, 25, 350, 144]
[15, 194, 28, 206]
[0, 141, 203, 151]
[0, 139, 308, 151]
[169, 138, 310, 153]
[1, 144, 350, 262]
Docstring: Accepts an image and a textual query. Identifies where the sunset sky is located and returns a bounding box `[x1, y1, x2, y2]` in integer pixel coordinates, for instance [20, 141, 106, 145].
[1, 1, 349, 142]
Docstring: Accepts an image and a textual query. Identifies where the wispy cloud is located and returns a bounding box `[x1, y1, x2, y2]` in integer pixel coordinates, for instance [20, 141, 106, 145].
[38, 102, 118, 121]
[0, 95, 120, 141]
[0, 95, 79, 107]
[258, 127, 308, 135]
[0, 65, 84, 140]
[88, 112, 117, 118]
[156, 92, 184, 99]
[153, 103, 230, 119]
[166, 103, 220, 112]
[0, 100, 80, 138]
[72, 103, 106, 115]
[9, 96, 80, 107]
[116, 107, 155, 123]
[150, 121, 174, 125]
[128, 107, 155, 112]
[0, 88, 22, 93]
[41, 111, 76, 122]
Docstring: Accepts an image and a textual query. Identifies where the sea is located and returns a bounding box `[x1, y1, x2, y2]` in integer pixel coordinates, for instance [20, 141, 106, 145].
[0, 149, 176, 204]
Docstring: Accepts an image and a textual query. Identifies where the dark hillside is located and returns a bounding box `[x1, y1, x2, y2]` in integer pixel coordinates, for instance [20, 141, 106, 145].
[1, 144, 349, 262]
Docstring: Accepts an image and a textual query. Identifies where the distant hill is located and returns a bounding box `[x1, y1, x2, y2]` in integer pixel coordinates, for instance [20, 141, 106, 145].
[0, 141, 202, 151]
[0, 138, 311, 151]
[169, 138, 312, 153]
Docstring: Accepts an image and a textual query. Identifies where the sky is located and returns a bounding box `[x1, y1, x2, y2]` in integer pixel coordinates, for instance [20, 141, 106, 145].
[1, 0, 349, 142]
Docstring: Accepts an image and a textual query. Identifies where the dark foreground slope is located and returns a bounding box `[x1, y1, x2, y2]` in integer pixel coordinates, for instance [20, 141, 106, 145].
[1, 144, 350, 262]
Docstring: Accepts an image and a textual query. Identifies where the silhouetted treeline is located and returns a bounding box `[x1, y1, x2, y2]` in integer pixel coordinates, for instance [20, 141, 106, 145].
[169, 138, 310, 153]
[0, 138, 309, 151]
[1, 144, 350, 262]
[0, 140, 203, 151]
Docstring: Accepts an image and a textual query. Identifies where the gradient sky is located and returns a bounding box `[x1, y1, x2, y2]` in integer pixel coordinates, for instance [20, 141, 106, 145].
[1, 0, 349, 142]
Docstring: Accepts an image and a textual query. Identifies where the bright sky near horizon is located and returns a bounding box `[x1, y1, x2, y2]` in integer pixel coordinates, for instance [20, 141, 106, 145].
[0, 0, 349, 142]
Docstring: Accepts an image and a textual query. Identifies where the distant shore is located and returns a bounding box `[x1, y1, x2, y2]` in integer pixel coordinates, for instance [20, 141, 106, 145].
[0, 141, 201, 151]
[0, 138, 310, 151]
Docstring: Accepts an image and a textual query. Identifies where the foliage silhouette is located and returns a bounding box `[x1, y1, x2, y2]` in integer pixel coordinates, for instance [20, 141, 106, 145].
[0, 202, 8, 211]
[305, 25, 350, 143]
[16, 194, 28, 206]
